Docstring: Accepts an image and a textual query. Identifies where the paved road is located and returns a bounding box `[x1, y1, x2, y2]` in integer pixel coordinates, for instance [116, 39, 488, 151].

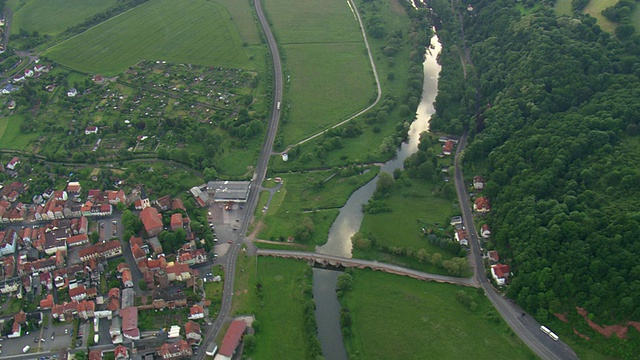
[193, 0, 284, 357]
[453, 133, 578, 360]
[257, 249, 477, 287]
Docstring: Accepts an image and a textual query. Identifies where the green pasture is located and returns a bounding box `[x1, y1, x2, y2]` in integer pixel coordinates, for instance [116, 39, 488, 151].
[257, 168, 378, 244]
[583, 0, 618, 33]
[554, 0, 573, 16]
[263, 0, 376, 146]
[7, 0, 119, 36]
[342, 270, 536, 360]
[0, 114, 40, 150]
[280, 43, 375, 145]
[45, 0, 252, 75]
[216, 0, 262, 45]
[262, 0, 363, 44]
[231, 256, 313, 360]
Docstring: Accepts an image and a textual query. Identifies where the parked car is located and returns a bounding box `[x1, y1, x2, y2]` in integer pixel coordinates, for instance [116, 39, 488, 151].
[51, 332, 55, 340]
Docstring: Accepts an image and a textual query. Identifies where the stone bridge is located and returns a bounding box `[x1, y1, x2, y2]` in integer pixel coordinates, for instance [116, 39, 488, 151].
[256, 249, 479, 287]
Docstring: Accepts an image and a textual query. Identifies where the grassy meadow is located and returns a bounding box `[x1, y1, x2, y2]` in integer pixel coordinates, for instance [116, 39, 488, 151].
[342, 270, 536, 360]
[0, 114, 40, 150]
[44, 0, 252, 75]
[230, 255, 313, 360]
[257, 167, 379, 245]
[583, 0, 618, 33]
[7, 0, 119, 36]
[263, 0, 376, 145]
[553, 0, 573, 16]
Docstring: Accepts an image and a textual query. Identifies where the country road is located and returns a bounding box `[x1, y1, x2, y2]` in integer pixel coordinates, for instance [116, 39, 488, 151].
[453, 133, 579, 360]
[192, 0, 284, 357]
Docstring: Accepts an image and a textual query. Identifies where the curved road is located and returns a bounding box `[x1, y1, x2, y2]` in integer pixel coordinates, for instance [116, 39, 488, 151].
[453, 134, 578, 360]
[194, 0, 283, 358]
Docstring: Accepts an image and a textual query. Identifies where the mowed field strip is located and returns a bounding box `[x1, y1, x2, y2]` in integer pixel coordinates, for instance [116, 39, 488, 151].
[263, 0, 376, 145]
[45, 0, 252, 75]
[7, 0, 119, 36]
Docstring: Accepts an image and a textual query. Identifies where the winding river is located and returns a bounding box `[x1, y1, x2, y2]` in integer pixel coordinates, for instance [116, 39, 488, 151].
[313, 34, 442, 359]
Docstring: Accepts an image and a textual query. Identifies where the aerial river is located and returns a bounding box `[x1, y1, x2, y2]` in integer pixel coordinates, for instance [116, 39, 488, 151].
[313, 34, 442, 359]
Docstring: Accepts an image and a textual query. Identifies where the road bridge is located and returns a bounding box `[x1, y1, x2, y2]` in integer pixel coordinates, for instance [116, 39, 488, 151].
[257, 249, 478, 287]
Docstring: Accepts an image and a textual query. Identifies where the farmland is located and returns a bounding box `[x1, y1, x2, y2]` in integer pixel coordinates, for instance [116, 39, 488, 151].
[45, 0, 253, 75]
[0, 114, 41, 150]
[341, 270, 536, 360]
[263, 0, 376, 146]
[7, 0, 119, 36]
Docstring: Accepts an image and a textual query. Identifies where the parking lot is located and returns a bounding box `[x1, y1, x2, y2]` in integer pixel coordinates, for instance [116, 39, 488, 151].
[1, 320, 74, 356]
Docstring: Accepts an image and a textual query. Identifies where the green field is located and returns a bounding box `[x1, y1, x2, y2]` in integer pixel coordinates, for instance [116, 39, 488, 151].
[342, 270, 536, 360]
[7, 0, 119, 36]
[263, 0, 376, 145]
[216, 0, 262, 45]
[583, 0, 618, 33]
[554, 0, 573, 16]
[0, 114, 40, 150]
[45, 0, 253, 75]
[257, 168, 379, 245]
[231, 256, 313, 360]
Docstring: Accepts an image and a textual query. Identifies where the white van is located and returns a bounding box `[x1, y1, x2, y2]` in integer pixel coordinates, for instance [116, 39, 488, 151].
[23, 345, 30, 353]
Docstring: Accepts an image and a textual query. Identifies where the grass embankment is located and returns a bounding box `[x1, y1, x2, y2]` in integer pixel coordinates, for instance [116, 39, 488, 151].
[8, 0, 119, 36]
[263, 0, 375, 146]
[231, 255, 315, 360]
[257, 167, 379, 246]
[45, 0, 252, 75]
[341, 269, 536, 360]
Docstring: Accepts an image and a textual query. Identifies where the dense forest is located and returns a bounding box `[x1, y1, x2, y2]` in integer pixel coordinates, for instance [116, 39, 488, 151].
[428, 0, 640, 353]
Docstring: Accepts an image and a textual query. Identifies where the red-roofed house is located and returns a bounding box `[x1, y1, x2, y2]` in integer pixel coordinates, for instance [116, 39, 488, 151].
[77, 300, 96, 320]
[473, 175, 485, 190]
[474, 197, 491, 213]
[188, 304, 204, 320]
[66, 182, 82, 194]
[67, 234, 89, 247]
[121, 307, 140, 340]
[131, 243, 146, 262]
[115, 345, 129, 360]
[166, 263, 191, 282]
[170, 213, 183, 231]
[70, 285, 87, 301]
[85, 126, 98, 135]
[443, 140, 454, 155]
[158, 339, 192, 359]
[140, 207, 163, 237]
[40, 293, 54, 309]
[6, 157, 20, 170]
[89, 349, 102, 360]
[487, 250, 499, 263]
[185, 320, 201, 343]
[481, 224, 491, 238]
[122, 269, 133, 288]
[218, 320, 247, 359]
[455, 229, 468, 247]
[491, 263, 510, 286]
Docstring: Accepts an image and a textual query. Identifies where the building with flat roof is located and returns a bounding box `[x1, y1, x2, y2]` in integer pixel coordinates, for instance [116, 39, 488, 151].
[207, 181, 251, 203]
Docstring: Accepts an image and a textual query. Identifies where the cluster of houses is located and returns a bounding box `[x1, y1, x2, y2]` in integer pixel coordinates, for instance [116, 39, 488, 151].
[0, 179, 121, 224]
[10, 62, 51, 84]
[487, 250, 510, 286]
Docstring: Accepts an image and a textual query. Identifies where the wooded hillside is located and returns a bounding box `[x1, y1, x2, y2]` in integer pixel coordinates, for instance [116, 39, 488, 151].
[429, 0, 640, 348]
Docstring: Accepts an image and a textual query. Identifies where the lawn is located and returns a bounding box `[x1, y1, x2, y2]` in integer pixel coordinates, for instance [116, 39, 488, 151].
[45, 0, 253, 75]
[0, 114, 40, 150]
[341, 269, 536, 360]
[583, 0, 618, 33]
[231, 256, 313, 360]
[263, 0, 376, 145]
[257, 168, 378, 245]
[7, 0, 119, 36]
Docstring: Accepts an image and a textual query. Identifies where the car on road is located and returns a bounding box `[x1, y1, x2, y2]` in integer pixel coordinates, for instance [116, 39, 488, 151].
[112, 220, 117, 225]
[64, 328, 68, 334]
[227, 240, 232, 244]
[51, 332, 55, 340]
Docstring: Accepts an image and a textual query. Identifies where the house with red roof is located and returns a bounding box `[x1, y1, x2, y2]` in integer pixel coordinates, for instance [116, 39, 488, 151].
[474, 197, 491, 213]
[185, 320, 202, 344]
[77, 300, 96, 320]
[140, 207, 163, 237]
[67, 234, 89, 247]
[443, 140, 454, 155]
[122, 268, 133, 288]
[481, 224, 491, 238]
[166, 263, 192, 282]
[455, 229, 468, 247]
[70, 284, 87, 301]
[40, 293, 54, 309]
[188, 304, 204, 320]
[85, 125, 98, 135]
[6, 156, 20, 170]
[473, 175, 485, 191]
[158, 339, 192, 359]
[121, 307, 140, 340]
[170, 213, 183, 231]
[487, 250, 499, 263]
[115, 345, 129, 360]
[491, 263, 510, 286]
[218, 320, 247, 359]
[66, 182, 82, 194]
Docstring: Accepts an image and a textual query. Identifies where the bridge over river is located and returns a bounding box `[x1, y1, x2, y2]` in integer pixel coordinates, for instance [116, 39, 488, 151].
[256, 249, 479, 288]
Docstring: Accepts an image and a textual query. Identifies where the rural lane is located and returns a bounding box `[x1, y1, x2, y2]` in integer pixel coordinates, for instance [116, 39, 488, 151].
[453, 133, 579, 360]
[193, 0, 284, 358]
